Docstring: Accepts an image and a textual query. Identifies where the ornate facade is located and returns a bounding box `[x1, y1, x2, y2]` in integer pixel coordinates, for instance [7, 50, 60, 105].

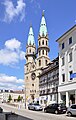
[24, 11, 50, 108]
[39, 57, 59, 107]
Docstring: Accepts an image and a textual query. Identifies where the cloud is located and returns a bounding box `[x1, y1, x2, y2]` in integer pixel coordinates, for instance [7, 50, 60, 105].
[3, 0, 26, 22]
[0, 38, 25, 66]
[5, 38, 21, 50]
[0, 73, 24, 90]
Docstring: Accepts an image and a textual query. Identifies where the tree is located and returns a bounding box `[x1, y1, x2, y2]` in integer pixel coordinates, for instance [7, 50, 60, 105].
[17, 95, 22, 102]
[8, 94, 12, 102]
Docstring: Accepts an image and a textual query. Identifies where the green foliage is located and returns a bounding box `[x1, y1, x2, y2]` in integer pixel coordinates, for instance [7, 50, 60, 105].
[8, 94, 12, 102]
[17, 95, 22, 102]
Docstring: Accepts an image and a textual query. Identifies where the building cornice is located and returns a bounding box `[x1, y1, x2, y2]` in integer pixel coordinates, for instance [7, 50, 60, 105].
[56, 25, 76, 42]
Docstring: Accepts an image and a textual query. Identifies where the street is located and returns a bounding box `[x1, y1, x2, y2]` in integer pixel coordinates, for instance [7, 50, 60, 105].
[0, 103, 76, 120]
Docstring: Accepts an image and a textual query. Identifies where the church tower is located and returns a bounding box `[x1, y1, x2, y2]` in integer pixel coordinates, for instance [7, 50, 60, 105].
[37, 11, 50, 68]
[24, 11, 51, 108]
[25, 25, 36, 65]
[25, 25, 37, 107]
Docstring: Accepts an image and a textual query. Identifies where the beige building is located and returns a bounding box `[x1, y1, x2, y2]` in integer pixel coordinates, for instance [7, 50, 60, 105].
[39, 57, 59, 107]
[24, 11, 50, 108]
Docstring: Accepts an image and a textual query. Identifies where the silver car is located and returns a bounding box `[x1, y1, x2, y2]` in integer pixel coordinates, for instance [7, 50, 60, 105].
[28, 103, 43, 111]
[67, 104, 76, 117]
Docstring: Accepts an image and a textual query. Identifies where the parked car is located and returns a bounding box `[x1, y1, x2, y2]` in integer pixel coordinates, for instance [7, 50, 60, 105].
[67, 104, 76, 117]
[0, 107, 3, 113]
[28, 103, 43, 111]
[44, 103, 67, 114]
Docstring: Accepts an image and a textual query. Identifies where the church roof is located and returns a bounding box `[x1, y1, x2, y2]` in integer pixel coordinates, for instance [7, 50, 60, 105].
[27, 25, 35, 45]
[39, 11, 47, 37]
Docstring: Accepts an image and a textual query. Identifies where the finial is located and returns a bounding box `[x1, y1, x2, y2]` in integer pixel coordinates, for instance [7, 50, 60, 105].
[30, 22, 32, 27]
[42, 10, 45, 16]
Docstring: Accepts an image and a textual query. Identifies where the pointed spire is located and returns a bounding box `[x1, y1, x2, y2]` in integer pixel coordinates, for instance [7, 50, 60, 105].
[42, 10, 45, 16]
[27, 25, 35, 45]
[39, 10, 47, 37]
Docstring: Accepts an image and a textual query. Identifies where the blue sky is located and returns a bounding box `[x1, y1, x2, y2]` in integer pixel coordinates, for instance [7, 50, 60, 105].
[0, 0, 76, 90]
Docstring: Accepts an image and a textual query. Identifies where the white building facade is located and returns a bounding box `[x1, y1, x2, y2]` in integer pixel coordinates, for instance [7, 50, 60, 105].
[0, 90, 25, 104]
[57, 25, 76, 107]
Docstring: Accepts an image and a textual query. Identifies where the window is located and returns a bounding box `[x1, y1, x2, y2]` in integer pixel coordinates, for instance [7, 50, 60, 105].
[39, 60, 41, 66]
[69, 52, 72, 62]
[29, 49, 31, 53]
[32, 84, 34, 86]
[42, 50, 44, 55]
[39, 51, 41, 56]
[45, 60, 47, 65]
[69, 37, 72, 44]
[46, 50, 47, 55]
[50, 95, 52, 101]
[69, 71, 73, 80]
[62, 57, 65, 66]
[62, 74, 65, 82]
[39, 41, 40, 46]
[40, 100, 42, 104]
[62, 43, 64, 49]
[26, 76, 28, 79]
[46, 41, 48, 45]
[27, 66, 28, 71]
[42, 40, 44, 45]
[71, 105, 76, 109]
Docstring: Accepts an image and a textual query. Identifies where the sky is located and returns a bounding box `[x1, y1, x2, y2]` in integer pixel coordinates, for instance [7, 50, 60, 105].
[0, 0, 76, 90]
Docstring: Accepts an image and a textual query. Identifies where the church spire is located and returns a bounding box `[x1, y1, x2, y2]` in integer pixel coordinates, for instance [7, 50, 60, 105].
[27, 25, 35, 45]
[39, 10, 48, 37]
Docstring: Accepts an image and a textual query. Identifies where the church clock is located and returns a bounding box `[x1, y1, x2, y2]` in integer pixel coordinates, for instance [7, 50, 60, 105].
[31, 73, 36, 80]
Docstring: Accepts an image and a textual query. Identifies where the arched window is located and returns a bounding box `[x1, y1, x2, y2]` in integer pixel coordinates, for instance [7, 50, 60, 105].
[39, 41, 40, 46]
[46, 50, 47, 55]
[29, 49, 31, 53]
[42, 40, 44, 45]
[42, 50, 44, 55]
[39, 60, 41, 66]
[45, 60, 47, 65]
[39, 51, 41, 56]
[46, 41, 48, 45]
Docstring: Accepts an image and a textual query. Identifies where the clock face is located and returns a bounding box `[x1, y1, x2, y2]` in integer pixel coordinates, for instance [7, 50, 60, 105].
[31, 73, 36, 80]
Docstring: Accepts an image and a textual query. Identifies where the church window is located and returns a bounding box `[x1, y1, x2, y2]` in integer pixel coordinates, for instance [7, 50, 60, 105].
[42, 50, 44, 55]
[42, 40, 44, 45]
[29, 49, 31, 53]
[39, 51, 41, 56]
[39, 41, 40, 46]
[46, 41, 48, 45]
[46, 50, 47, 55]
[26, 76, 28, 79]
[45, 60, 47, 65]
[32, 84, 34, 86]
[27, 65, 28, 71]
[39, 60, 41, 66]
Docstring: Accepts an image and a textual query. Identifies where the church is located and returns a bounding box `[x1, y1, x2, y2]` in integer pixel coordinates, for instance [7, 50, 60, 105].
[24, 11, 51, 108]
